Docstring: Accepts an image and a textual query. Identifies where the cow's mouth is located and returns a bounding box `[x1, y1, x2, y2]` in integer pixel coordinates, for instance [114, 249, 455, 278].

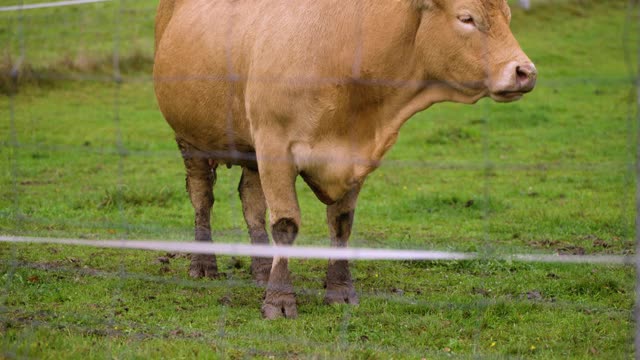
[490, 90, 526, 102]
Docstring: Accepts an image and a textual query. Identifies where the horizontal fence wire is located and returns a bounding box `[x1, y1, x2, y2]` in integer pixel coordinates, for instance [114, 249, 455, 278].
[0, 0, 111, 12]
[0, 236, 634, 265]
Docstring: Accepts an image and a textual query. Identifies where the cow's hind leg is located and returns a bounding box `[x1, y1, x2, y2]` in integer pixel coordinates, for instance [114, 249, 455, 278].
[238, 167, 271, 285]
[325, 184, 361, 305]
[177, 138, 218, 279]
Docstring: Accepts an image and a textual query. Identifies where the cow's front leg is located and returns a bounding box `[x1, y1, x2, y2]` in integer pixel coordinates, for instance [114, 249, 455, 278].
[177, 138, 218, 279]
[255, 143, 300, 319]
[325, 184, 361, 305]
[262, 217, 298, 319]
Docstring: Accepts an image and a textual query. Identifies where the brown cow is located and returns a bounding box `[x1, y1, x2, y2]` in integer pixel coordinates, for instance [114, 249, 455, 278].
[153, 0, 536, 319]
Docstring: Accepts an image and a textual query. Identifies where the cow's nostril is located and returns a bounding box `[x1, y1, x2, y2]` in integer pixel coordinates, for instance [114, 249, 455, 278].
[516, 63, 537, 83]
[515, 62, 537, 91]
[516, 65, 530, 82]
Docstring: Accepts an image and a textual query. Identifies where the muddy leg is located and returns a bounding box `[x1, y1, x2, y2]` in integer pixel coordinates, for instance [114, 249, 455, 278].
[262, 217, 298, 319]
[255, 144, 300, 319]
[177, 138, 218, 279]
[325, 184, 361, 305]
[238, 167, 271, 285]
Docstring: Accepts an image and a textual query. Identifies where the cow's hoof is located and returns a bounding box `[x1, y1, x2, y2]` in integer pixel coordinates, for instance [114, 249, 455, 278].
[262, 294, 298, 319]
[189, 254, 218, 279]
[324, 286, 359, 305]
[251, 257, 272, 286]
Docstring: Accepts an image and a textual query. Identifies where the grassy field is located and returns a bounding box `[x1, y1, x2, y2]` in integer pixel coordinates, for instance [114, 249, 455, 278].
[1, 0, 638, 358]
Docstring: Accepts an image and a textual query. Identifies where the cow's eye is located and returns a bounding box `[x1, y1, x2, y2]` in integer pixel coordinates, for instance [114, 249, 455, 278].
[457, 15, 475, 26]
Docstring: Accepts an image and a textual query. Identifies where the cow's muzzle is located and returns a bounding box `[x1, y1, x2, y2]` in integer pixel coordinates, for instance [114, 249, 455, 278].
[515, 62, 537, 93]
[491, 61, 537, 102]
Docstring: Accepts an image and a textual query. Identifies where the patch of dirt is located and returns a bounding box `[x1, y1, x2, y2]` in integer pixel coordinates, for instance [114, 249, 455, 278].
[526, 290, 543, 301]
[472, 287, 490, 297]
[391, 288, 405, 296]
[20, 260, 64, 271]
[591, 239, 611, 248]
[165, 328, 204, 339]
[12, 260, 102, 276]
[518, 290, 554, 302]
[82, 328, 122, 337]
[218, 295, 232, 306]
[528, 239, 563, 249]
[65, 257, 82, 267]
[529, 240, 588, 256]
[557, 246, 586, 255]
[19, 180, 54, 186]
[227, 257, 244, 270]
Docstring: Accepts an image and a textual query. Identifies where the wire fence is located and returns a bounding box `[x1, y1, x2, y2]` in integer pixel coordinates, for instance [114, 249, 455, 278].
[1, 0, 639, 357]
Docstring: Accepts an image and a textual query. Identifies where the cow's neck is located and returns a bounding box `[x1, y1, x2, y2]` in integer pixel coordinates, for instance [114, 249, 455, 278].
[359, 16, 487, 164]
[368, 75, 485, 164]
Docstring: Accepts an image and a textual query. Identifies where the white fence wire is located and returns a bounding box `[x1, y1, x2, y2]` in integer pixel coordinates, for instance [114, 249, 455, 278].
[0, 0, 110, 12]
[0, 236, 633, 264]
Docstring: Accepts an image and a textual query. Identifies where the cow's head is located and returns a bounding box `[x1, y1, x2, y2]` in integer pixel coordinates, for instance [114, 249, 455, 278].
[414, 0, 536, 102]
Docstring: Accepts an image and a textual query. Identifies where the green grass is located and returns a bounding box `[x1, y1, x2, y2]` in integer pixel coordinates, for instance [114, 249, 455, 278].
[1, 0, 639, 358]
[0, 0, 155, 65]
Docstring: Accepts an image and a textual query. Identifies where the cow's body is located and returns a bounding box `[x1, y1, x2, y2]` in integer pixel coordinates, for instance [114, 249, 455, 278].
[154, 0, 536, 318]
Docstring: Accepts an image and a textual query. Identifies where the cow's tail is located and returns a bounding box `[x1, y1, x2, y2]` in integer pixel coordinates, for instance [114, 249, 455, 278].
[155, 0, 176, 53]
